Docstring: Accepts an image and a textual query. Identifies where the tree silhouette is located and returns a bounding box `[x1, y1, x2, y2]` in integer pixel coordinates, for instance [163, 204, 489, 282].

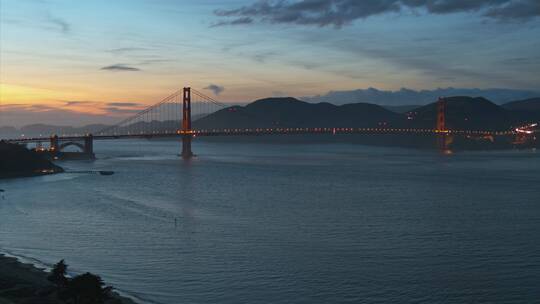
[47, 259, 68, 288]
[66, 272, 112, 304]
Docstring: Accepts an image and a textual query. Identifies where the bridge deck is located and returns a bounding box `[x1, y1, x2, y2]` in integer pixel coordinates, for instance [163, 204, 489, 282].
[3, 127, 516, 144]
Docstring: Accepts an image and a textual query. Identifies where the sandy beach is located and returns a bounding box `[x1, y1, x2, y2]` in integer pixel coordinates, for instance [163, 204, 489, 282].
[0, 254, 136, 304]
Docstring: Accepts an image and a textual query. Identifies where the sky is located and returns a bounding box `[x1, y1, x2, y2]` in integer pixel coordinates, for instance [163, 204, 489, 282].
[0, 0, 539, 126]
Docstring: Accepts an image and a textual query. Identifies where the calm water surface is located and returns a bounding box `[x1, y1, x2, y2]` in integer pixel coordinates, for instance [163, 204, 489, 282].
[1, 140, 539, 304]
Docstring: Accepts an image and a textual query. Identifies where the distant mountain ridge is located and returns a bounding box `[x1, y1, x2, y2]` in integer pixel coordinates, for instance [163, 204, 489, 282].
[303, 87, 540, 106]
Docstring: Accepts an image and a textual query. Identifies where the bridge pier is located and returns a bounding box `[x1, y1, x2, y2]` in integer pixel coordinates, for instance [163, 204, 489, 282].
[50, 135, 59, 153]
[84, 134, 94, 156]
[181, 135, 193, 159]
[83, 134, 95, 159]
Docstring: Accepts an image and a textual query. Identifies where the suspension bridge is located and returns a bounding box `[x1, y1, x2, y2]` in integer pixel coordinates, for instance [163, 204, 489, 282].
[1, 87, 525, 159]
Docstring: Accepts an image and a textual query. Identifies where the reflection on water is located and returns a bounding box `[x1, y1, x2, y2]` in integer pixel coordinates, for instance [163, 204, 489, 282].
[1, 140, 540, 304]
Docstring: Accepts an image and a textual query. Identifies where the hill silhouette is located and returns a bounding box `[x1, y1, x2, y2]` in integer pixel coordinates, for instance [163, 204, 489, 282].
[194, 96, 539, 132]
[407, 96, 513, 131]
[194, 97, 403, 129]
[502, 98, 540, 111]
[502, 98, 540, 123]
[194, 95, 540, 136]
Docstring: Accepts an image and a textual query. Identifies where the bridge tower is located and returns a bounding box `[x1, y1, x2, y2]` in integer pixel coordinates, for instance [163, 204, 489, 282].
[436, 97, 449, 151]
[437, 97, 446, 132]
[181, 87, 194, 159]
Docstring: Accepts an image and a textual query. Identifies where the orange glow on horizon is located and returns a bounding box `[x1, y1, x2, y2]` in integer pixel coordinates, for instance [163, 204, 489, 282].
[0, 83, 141, 116]
[0, 83, 66, 105]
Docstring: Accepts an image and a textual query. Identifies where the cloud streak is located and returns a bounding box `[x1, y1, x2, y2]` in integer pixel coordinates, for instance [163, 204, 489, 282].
[102, 107, 142, 114]
[64, 101, 96, 107]
[107, 47, 148, 54]
[61, 101, 145, 114]
[215, 0, 540, 28]
[0, 103, 59, 112]
[106, 102, 142, 107]
[100, 64, 141, 72]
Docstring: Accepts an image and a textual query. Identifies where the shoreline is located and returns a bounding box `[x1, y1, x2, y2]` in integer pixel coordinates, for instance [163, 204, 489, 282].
[0, 253, 138, 304]
[0, 169, 63, 180]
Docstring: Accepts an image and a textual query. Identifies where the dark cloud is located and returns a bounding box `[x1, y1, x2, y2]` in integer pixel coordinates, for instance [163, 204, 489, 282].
[204, 84, 225, 95]
[64, 100, 142, 110]
[64, 101, 96, 106]
[211, 17, 254, 27]
[485, 0, 540, 20]
[214, 0, 540, 28]
[100, 64, 141, 72]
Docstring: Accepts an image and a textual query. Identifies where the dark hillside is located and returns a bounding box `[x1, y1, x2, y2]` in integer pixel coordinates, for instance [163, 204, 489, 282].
[0, 142, 63, 178]
[194, 97, 404, 129]
[502, 98, 540, 111]
[407, 96, 512, 130]
[502, 98, 540, 123]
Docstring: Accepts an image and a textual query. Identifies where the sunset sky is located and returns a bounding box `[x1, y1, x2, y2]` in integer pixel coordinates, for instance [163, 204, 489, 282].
[1, 0, 539, 126]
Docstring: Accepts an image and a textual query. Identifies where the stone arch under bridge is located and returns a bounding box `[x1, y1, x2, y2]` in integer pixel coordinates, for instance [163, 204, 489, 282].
[50, 135, 95, 159]
[58, 141, 85, 152]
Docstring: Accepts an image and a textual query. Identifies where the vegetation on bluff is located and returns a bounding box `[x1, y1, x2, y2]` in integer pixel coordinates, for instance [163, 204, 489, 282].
[0, 255, 135, 304]
[0, 141, 63, 178]
[47, 260, 116, 304]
